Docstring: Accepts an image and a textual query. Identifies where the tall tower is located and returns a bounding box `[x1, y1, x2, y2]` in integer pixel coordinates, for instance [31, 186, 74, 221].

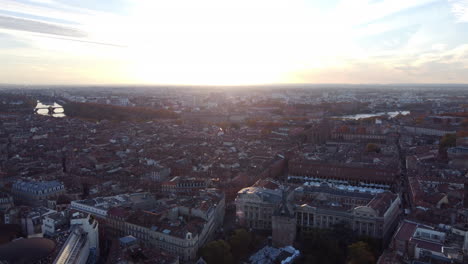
[272, 191, 296, 248]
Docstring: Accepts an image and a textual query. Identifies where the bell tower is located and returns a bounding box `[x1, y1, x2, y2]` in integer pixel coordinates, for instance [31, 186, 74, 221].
[272, 190, 296, 247]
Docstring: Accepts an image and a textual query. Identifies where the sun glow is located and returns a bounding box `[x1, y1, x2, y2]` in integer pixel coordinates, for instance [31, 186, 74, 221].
[112, 0, 332, 85]
[3, 0, 463, 84]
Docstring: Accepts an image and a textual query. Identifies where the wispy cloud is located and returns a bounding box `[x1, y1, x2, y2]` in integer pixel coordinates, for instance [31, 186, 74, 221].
[34, 34, 127, 47]
[330, 0, 437, 28]
[449, 0, 468, 22]
[0, 0, 127, 47]
[0, 15, 86, 37]
[27, 0, 56, 4]
[0, 0, 87, 24]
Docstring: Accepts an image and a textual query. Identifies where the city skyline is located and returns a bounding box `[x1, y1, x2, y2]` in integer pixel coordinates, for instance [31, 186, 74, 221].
[1, 0, 468, 85]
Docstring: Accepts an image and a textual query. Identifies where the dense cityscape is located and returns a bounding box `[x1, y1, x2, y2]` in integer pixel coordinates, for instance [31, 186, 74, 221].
[0, 85, 467, 264]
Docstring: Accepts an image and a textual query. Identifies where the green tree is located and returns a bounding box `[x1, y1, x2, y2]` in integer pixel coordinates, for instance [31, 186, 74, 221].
[347, 241, 375, 264]
[298, 228, 346, 264]
[440, 133, 457, 148]
[228, 229, 252, 260]
[357, 236, 383, 259]
[461, 119, 468, 128]
[199, 240, 234, 264]
[366, 143, 381, 153]
[217, 122, 230, 130]
[331, 222, 355, 247]
[245, 119, 257, 127]
[414, 117, 424, 124]
[271, 109, 284, 115]
[230, 123, 240, 130]
[63, 101, 179, 121]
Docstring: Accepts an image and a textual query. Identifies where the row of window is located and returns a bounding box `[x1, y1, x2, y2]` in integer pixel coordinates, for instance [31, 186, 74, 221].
[248, 220, 272, 229]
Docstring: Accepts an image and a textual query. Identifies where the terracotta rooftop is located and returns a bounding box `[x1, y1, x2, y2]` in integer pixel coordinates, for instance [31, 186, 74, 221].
[411, 238, 443, 253]
[394, 221, 418, 241]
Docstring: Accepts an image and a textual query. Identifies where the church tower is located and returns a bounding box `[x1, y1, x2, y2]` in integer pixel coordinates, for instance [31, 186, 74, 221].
[272, 190, 296, 248]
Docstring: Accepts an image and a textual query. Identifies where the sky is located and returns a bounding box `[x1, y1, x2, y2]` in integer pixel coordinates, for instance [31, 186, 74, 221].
[0, 0, 467, 85]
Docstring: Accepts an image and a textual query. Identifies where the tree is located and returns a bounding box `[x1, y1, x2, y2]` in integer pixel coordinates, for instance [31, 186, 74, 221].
[298, 228, 346, 264]
[366, 143, 381, 153]
[63, 101, 179, 121]
[457, 131, 468, 137]
[230, 123, 240, 130]
[440, 133, 456, 148]
[245, 119, 257, 127]
[199, 240, 234, 264]
[347, 241, 375, 264]
[415, 117, 424, 124]
[271, 109, 284, 115]
[461, 119, 468, 128]
[357, 236, 383, 259]
[265, 121, 281, 128]
[228, 229, 252, 260]
[216, 122, 230, 130]
[331, 222, 355, 247]
[261, 128, 271, 135]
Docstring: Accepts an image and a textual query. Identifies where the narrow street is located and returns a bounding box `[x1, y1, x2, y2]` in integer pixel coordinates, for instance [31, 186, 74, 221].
[396, 132, 410, 211]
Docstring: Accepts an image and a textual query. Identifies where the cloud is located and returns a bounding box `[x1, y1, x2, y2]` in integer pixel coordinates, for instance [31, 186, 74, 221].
[0, 32, 31, 49]
[330, 0, 437, 28]
[358, 24, 421, 51]
[0, 15, 86, 37]
[432, 43, 447, 51]
[0, 0, 122, 25]
[449, 0, 468, 22]
[0, 0, 128, 47]
[0, 0, 84, 24]
[27, 0, 56, 4]
[290, 44, 468, 83]
[35, 34, 127, 47]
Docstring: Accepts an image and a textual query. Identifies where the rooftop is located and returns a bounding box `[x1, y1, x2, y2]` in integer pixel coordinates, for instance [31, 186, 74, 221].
[237, 186, 283, 204]
[0, 238, 56, 264]
[13, 180, 64, 192]
[249, 246, 300, 264]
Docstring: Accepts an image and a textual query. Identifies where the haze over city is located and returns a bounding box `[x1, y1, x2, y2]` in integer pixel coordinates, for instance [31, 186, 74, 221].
[1, 0, 468, 85]
[1, 1, 468, 264]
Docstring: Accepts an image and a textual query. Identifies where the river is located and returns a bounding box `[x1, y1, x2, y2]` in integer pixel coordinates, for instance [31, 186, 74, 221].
[34, 101, 66, 118]
[336, 111, 410, 120]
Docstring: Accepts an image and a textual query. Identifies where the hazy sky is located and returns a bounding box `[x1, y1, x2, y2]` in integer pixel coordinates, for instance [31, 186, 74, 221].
[0, 0, 467, 85]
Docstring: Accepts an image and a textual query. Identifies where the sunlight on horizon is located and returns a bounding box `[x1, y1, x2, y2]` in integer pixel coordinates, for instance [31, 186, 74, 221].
[0, 0, 467, 85]
[120, 0, 330, 85]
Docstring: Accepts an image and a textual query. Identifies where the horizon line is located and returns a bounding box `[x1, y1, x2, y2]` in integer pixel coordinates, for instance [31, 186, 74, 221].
[2, 83, 468, 87]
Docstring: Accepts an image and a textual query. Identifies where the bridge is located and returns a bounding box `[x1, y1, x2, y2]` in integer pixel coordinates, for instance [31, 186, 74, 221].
[34, 106, 63, 114]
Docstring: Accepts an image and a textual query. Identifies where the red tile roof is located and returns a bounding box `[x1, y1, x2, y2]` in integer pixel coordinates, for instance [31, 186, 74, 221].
[411, 238, 443, 253]
[394, 221, 417, 241]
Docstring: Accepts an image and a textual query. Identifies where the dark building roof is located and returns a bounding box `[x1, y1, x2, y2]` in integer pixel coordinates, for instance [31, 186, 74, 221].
[0, 238, 55, 264]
